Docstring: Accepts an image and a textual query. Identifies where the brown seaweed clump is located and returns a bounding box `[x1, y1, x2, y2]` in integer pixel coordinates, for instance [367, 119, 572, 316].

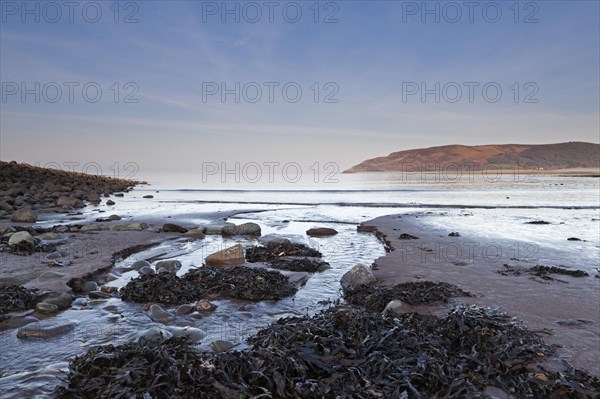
[245, 242, 329, 272]
[57, 305, 600, 398]
[0, 284, 39, 316]
[344, 280, 472, 311]
[120, 266, 297, 304]
[498, 264, 589, 281]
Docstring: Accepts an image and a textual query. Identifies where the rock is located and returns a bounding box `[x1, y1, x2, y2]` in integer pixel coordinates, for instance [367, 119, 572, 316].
[139, 266, 156, 275]
[156, 267, 169, 274]
[86, 193, 101, 204]
[89, 291, 112, 299]
[183, 229, 205, 240]
[72, 298, 88, 306]
[131, 260, 151, 271]
[162, 223, 188, 233]
[106, 200, 115, 206]
[526, 220, 550, 225]
[125, 222, 147, 231]
[46, 251, 61, 260]
[80, 223, 101, 232]
[205, 243, 244, 268]
[222, 222, 261, 236]
[114, 193, 125, 197]
[175, 304, 194, 315]
[100, 286, 117, 293]
[39, 232, 60, 240]
[108, 214, 121, 220]
[130, 326, 172, 343]
[399, 233, 419, 240]
[0, 315, 39, 331]
[37, 271, 65, 280]
[211, 340, 236, 353]
[148, 304, 174, 322]
[340, 264, 376, 292]
[81, 281, 98, 292]
[142, 195, 154, 199]
[54, 225, 68, 233]
[17, 322, 75, 339]
[382, 300, 409, 317]
[40, 292, 73, 310]
[567, 237, 582, 241]
[195, 299, 217, 312]
[203, 222, 235, 235]
[169, 326, 208, 343]
[448, 232, 460, 237]
[36, 302, 59, 314]
[10, 207, 37, 223]
[154, 260, 182, 274]
[8, 231, 35, 247]
[57, 197, 84, 208]
[104, 273, 119, 282]
[306, 227, 338, 237]
[357, 225, 377, 233]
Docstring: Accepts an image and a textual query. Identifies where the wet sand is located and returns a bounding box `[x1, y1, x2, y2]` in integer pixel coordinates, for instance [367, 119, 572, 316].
[364, 214, 600, 375]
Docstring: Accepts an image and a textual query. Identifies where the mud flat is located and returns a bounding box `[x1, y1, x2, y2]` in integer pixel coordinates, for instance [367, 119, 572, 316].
[363, 214, 600, 376]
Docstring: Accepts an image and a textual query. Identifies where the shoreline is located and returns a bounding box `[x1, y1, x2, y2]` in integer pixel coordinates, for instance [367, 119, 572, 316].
[363, 214, 600, 375]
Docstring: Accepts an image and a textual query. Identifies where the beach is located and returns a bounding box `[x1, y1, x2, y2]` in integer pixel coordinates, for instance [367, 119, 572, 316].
[1, 162, 599, 397]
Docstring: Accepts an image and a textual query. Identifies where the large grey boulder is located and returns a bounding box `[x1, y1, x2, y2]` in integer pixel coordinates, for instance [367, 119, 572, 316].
[8, 231, 35, 247]
[10, 207, 37, 223]
[340, 264, 376, 292]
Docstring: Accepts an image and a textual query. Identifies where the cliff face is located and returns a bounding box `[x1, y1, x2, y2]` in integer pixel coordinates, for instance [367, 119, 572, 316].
[344, 142, 600, 173]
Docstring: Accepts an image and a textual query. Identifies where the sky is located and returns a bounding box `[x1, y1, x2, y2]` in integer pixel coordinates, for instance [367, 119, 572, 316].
[1, 0, 599, 181]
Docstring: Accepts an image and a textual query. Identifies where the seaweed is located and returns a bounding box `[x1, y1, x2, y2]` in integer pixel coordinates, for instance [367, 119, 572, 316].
[120, 266, 297, 304]
[498, 264, 589, 281]
[344, 280, 472, 311]
[57, 305, 600, 398]
[0, 284, 39, 315]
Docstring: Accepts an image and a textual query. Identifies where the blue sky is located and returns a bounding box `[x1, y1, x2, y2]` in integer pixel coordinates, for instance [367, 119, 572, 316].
[1, 0, 598, 177]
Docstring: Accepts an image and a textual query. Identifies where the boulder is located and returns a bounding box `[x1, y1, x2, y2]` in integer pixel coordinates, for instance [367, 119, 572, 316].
[183, 229, 205, 240]
[57, 197, 84, 208]
[8, 231, 35, 247]
[10, 207, 37, 223]
[340, 264, 376, 292]
[162, 223, 188, 233]
[382, 300, 409, 318]
[195, 299, 217, 312]
[40, 292, 73, 310]
[205, 243, 244, 268]
[222, 222, 261, 236]
[86, 193, 101, 204]
[154, 260, 182, 274]
[306, 227, 338, 237]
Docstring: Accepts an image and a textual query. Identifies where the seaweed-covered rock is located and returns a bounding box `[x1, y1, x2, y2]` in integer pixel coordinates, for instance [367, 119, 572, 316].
[0, 285, 38, 315]
[162, 223, 188, 233]
[270, 257, 330, 272]
[120, 266, 296, 304]
[344, 280, 472, 311]
[246, 242, 321, 263]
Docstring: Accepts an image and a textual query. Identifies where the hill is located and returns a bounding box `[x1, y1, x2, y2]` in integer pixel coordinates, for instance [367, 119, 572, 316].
[343, 142, 600, 173]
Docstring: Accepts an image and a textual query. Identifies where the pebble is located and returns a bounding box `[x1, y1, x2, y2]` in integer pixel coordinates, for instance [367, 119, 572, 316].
[195, 299, 217, 312]
[36, 302, 59, 314]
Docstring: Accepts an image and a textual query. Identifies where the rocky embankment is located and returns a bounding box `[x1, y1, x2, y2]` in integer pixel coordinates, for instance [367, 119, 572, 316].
[0, 160, 141, 221]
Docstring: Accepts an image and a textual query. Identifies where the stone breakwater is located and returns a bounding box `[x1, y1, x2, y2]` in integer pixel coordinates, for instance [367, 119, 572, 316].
[0, 160, 141, 221]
